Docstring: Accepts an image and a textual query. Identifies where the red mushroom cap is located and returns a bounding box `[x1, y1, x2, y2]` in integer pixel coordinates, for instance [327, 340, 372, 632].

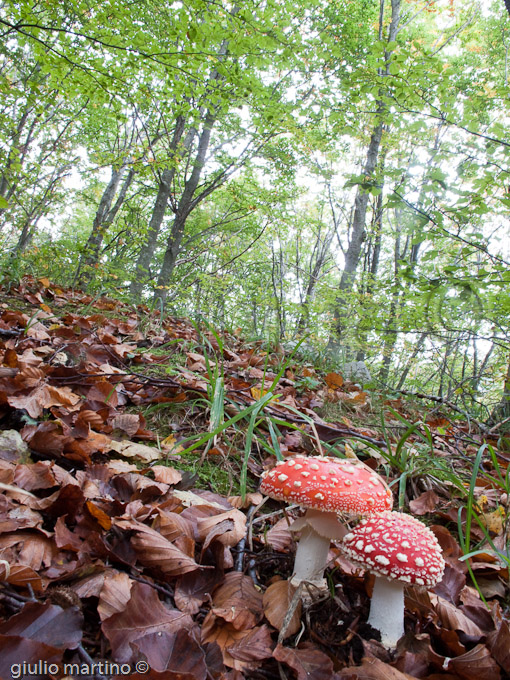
[260, 455, 393, 515]
[340, 511, 445, 586]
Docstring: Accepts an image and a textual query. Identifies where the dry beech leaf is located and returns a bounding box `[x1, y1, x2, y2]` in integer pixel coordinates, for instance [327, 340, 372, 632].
[264, 517, 294, 552]
[0, 531, 57, 571]
[132, 628, 210, 676]
[324, 372, 344, 389]
[196, 508, 247, 547]
[174, 568, 224, 615]
[8, 384, 80, 419]
[433, 563, 466, 603]
[98, 571, 134, 621]
[0, 602, 83, 650]
[13, 461, 56, 491]
[111, 414, 141, 437]
[273, 643, 334, 680]
[172, 488, 226, 509]
[210, 572, 264, 631]
[154, 508, 195, 541]
[6, 564, 45, 593]
[108, 439, 161, 463]
[488, 619, 510, 672]
[201, 616, 273, 671]
[154, 508, 195, 543]
[105, 460, 139, 474]
[446, 643, 501, 680]
[75, 409, 104, 429]
[431, 595, 483, 637]
[338, 656, 418, 679]
[228, 492, 264, 509]
[263, 580, 301, 638]
[102, 582, 193, 664]
[114, 519, 201, 576]
[151, 464, 183, 485]
[409, 490, 440, 515]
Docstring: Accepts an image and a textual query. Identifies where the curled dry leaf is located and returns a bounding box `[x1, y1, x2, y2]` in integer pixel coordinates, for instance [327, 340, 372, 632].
[201, 616, 273, 671]
[0, 531, 57, 571]
[114, 518, 201, 577]
[264, 517, 294, 552]
[262, 580, 302, 638]
[196, 508, 247, 547]
[5, 564, 45, 593]
[445, 643, 501, 680]
[8, 384, 80, 419]
[431, 594, 483, 638]
[111, 413, 141, 437]
[154, 507, 195, 543]
[228, 492, 264, 509]
[273, 643, 334, 680]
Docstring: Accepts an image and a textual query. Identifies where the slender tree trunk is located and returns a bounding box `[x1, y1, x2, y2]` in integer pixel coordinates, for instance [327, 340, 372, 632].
[131, 29, 234, 301]
[130, 115, 193, 298]
[490, 354, 510, 423]
[330, 0, 401, 347]
[296, 228, 334, 334]
[395, 332, 428, 390]
[153, 112, 217, 305]
[75, 163, 135, 285]
[355, 151, 386, 361]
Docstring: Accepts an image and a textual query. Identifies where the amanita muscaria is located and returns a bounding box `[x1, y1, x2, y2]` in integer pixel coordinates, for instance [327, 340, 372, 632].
[259, 455, 393, 591]
[340, 510, 445, 648]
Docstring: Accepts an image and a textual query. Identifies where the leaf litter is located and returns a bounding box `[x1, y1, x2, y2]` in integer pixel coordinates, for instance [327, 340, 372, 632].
[0, 277, 508, 679]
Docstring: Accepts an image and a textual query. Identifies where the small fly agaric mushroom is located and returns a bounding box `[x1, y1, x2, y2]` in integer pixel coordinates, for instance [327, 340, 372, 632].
[340, 510, 445, 649]
[259, 456, 393, 592]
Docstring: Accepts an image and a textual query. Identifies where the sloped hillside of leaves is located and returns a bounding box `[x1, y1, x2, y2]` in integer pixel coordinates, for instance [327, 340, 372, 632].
[0, 277, 509, 680]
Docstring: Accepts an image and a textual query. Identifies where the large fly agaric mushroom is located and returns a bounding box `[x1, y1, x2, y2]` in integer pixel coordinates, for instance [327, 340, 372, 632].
[340, 510, 445, 649]
[259, 456, 393, 592]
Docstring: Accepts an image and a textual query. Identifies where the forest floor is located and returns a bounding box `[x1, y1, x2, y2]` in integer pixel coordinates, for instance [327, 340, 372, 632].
[0, 276, 509, 680]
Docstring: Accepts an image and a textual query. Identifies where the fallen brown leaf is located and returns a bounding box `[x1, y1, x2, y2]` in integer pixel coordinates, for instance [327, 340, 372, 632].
[102, 581, 193, 663]
[273, 643, 334, 680]
[262, 579, 301, 638]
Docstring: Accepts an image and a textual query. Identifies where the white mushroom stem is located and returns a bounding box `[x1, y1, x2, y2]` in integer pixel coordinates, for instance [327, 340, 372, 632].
[367, 575, 404, 649]
[289, 509, 348, 591]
